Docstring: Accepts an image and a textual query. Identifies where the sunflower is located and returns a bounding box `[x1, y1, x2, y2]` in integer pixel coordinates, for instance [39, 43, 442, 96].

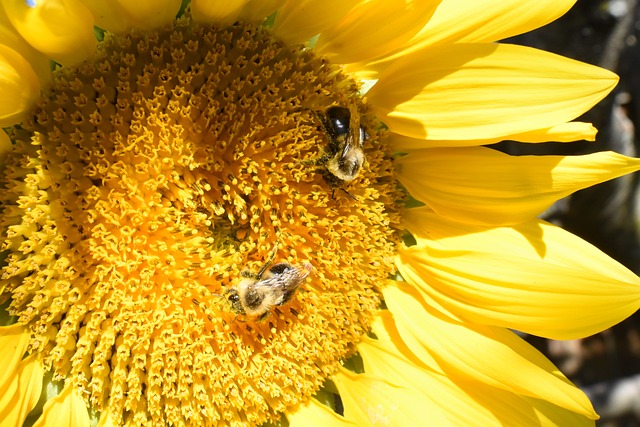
[1, 0, 639, 426]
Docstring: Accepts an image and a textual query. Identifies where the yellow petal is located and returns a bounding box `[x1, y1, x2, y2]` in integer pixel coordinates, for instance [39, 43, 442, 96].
[390, 122, 598, 150]
[32, 382, 90, 427]
[361, 317, 595, 426]
[81, 0, 181, 32]
[398, 207, 640, 339]
[368, 43, 617, 140]
[113, 0, 180, 30]
[96, 409, 117, 427]
[191, 0, 249, 24]
[382, 283, 596, 418]
[0, 44, 40, 127]
[395, 147, 640, 226]
[0, 129, 12, 164]
[287, 398, 357, 427]
[3, 0, 97, 66]
[366, 0, 577, 72]
[0, 323, 31, 392]
[414, 0, 576, 44]
[79, 0, 129, 33]
[525, 397, 596, 427]
[272, 0, 361, 45]
[333, 367, 453, 426]
[0, 354, 44, 427]
[314, 0, 439, 64]
[237, 0, 286, 23]
[0, 6, 51, 85]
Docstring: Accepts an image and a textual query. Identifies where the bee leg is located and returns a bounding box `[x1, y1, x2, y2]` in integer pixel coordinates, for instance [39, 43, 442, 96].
[315, 152, 330, 166]
[339, 187, 358, 201]
[240, 270, 257, 279]
[255, 240, 279, 279]
[330, 186, 357, 201]
[256, 311, 271, 322]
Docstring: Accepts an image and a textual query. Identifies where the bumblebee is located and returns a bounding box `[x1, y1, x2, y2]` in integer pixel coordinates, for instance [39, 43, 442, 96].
[226, 252, 312, 318]
[318, 105, 366, 187]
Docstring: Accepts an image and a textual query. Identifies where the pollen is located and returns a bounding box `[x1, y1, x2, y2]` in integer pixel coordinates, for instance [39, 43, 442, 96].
[0, 19, 401, 427]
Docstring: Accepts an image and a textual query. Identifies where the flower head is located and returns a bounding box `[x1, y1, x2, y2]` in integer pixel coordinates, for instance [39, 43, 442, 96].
[1, 1, 639, 426]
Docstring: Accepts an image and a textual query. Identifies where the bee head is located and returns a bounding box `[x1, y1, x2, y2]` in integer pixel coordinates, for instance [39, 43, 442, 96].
[225, 288, 246, 315]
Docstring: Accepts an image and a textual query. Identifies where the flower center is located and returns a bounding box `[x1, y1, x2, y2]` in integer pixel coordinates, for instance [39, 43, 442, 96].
[1, 19, 400, 426]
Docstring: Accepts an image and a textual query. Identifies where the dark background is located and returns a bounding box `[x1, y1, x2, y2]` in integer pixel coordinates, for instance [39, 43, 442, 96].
[504, 1, 640, 425]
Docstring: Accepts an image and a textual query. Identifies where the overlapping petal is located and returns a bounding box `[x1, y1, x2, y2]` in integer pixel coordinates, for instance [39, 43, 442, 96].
[524, 397, 596, 426]
[81, 0, 181, 32]
[96, 410, 118, 427]
[237, 0, 286, 23]
[2, 0, 96, 66]
[333, 367, 453, 426]
[191, 0, 249, 24]
[398, 206, 640, 339]
[0, 6, 50, 85]
[0, 45, 40, 127]
[396, 147, 640, 226]
[0, 324, 31, 392]
[348, 314, 595, 426]
[32, 382, 90, 427]
[0, 354, 44, 427]
[362, 0, 577, 73]
[411, 0, 576, 45]
[1, 129, 12, 164]
[390, 122, 598, 150]
[0, 2, 636, 426]
[287, 398, 357, 427]
[368, 43, 617, 140]
[272, 0, 360, 45]
[382, 283, 596, 417]
[314, 0, 439, 64]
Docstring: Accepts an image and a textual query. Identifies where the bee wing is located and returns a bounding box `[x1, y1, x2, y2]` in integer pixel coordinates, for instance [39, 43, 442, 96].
[256, 263, 312, 306]
[342, 110, 363, 155]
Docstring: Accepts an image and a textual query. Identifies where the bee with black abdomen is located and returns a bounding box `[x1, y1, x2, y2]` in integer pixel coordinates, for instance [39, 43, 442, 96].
[317, 104, 367, 188]
[226, 249, 312, 319]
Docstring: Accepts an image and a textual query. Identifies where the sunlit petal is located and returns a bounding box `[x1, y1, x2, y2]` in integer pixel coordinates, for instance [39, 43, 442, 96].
[287, 398, 357, 427]
[32, 382, 90, 427]
[333, 367, 453, 426]
[382, 283, 596, 417]
[396, 147, 640, 226]
[361, 316, 595, 425]
[368, 43, 617, 140]
[413, 0, 576, 44]
[398, 207, 640, 339]
[0, 354, 44, 427]
[314, 0, 439, 64]
[0, 323, 31, 393]
[95, 409, 117, 427]
[3, 0, 96, 66]
[525, 397, 596, 426]
[272, 0, 361, 45]
[390, 122, 598, 150]
[363, 0, 577, 74]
